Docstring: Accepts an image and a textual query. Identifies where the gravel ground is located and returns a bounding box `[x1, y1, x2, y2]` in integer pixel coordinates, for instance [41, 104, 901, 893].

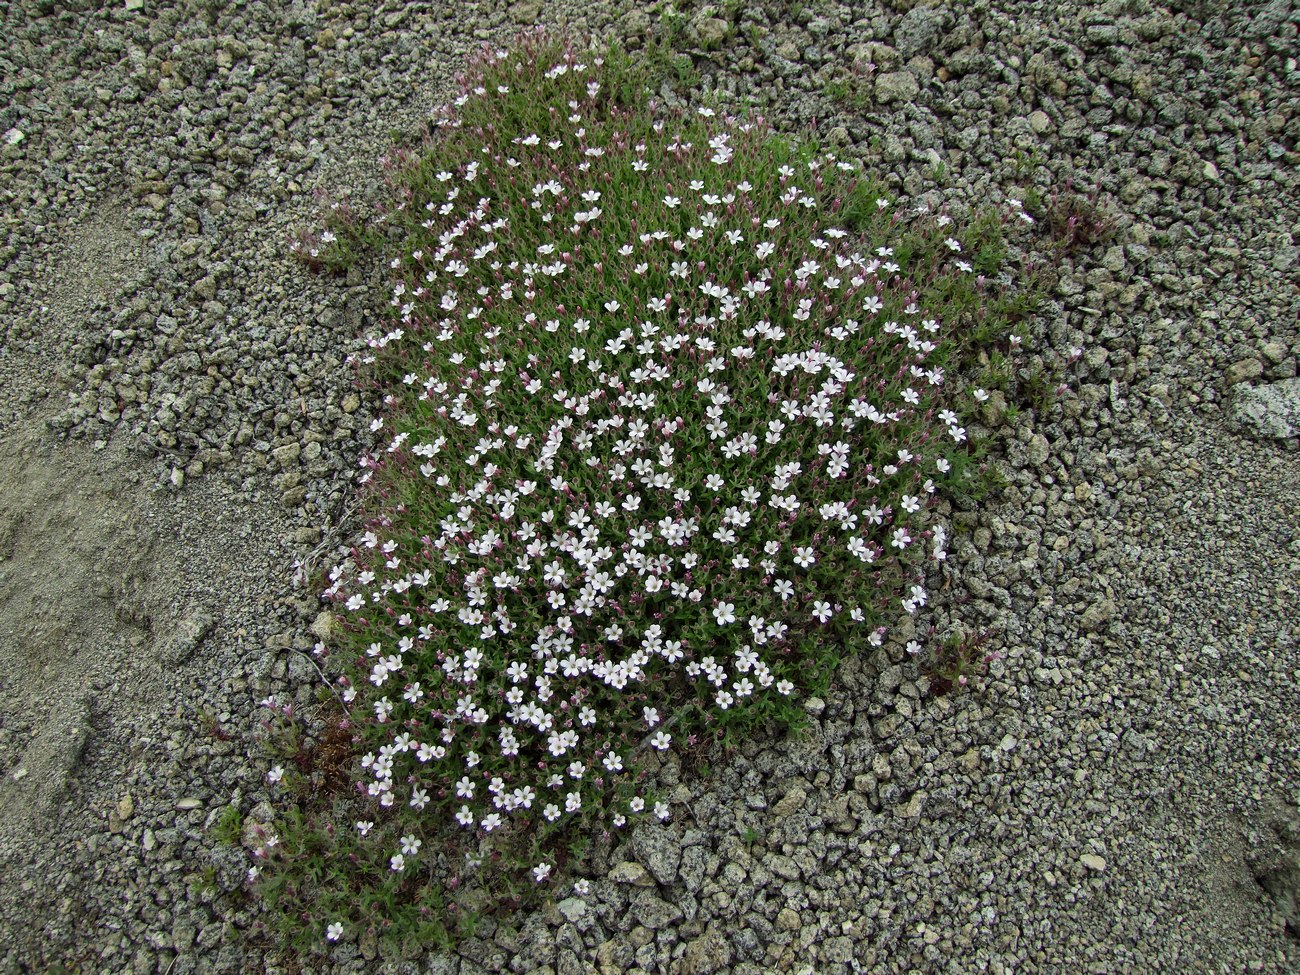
[1, 0, 1298, 973]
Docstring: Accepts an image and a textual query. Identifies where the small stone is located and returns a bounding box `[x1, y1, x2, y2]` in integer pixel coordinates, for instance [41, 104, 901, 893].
[341, 393, 360, 413]
[876, 71, 920, 104]
[594, 939, 631, 973]
[1225, 358, 1263, 386]
[142, 829, 157, 851]
[631, 824, 680, 886]
[1079, 598, 1116, 634]
[508, 0, 542, 24]
[1027, 110, 1052, 134]
[310, 611, 335, 642]
[692, 15, 731, 48]
[1231, 378, 1300, 440]
[272, 442, 301, 469]
[771, 786, 806, 818]
[678, 927, 732, 974]
[1086, 23, 1120, 44]
[557, 897, 588, 923]
[165, 609, 214, 664]
[767, 853, 801, 880]
[893, 6, 952, 59]
[359, 927, 377, 960]
[776, 907, 801, 931]
[116, 794, 135, 821]
[175, 798, 202, 811]
[4, 128, 26, 145]
[1025, 433, 1050, 467]
[879, 664, 903, 692]
[626, 889, 682, 930]
[981, 389, 1009, 427]
[608, 861, 655, 887]
[803, 696, 825, 717]
[124, 0, 144, 10]
[1081, 853, 1107, 872]
[1262, 341, 1289, 365]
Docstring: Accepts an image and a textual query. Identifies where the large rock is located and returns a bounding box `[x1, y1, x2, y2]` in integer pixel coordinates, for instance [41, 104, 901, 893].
[1231, 378, 1300, 441]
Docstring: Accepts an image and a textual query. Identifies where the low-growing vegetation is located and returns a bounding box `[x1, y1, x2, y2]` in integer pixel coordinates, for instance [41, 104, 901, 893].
[264, 31, 1038, 957]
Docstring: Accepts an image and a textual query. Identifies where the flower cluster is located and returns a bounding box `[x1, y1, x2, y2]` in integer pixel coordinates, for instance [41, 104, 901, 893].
[281, 36, 1025, 940]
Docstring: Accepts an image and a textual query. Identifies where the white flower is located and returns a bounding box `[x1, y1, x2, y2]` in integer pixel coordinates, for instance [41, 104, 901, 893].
[267, 765, 284, 785]
[713, 602, 737, 626]
[326, 921, 344, 942]
[533, 862, 552, 882]
[650, 731, 672, 751]
[390, 853, 406, 872]
[401, 834, 422, 856]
